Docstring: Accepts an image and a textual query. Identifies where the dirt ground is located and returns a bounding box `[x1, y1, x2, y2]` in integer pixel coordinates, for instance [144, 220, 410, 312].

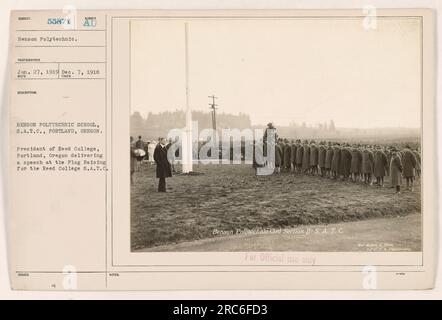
[131, 163, 421, 251]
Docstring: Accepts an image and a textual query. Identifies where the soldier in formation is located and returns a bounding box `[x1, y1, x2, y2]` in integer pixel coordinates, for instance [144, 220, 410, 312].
[262, 138, 420, 193]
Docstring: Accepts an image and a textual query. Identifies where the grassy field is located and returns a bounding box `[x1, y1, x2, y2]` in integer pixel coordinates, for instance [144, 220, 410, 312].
[138, 214, 421, 252]
[131, 163, 421, 251]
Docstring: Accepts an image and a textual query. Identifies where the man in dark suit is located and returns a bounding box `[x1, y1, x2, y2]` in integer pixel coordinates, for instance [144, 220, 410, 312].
[154, 137, 172, 192]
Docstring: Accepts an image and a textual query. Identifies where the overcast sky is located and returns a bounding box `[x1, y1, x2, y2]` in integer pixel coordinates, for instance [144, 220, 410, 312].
[131, 18, 421, 128]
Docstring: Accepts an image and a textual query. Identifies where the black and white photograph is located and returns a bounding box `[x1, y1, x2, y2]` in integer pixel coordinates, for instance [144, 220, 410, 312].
[129, 17, 423, 253]
[4, 3, 440, 294]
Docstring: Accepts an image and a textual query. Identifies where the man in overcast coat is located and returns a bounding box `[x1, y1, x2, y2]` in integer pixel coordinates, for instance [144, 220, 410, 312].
[154, 137, 172, 192]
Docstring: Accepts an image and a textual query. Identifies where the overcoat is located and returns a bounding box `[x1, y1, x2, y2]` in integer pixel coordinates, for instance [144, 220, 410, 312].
[309, 145, 318, 166]
[339, 148, 352, 176]
[402, 148, 417, 178]
[331, 146, 341, 172]
[263, 127, 278, 145]
[284, 144, 292, 169]
[373, 150, 388, 178]
[361, 150, 374, 174]
[275, 144, 283, 167]
[296, 145, 304, 165]
[386, 151, 393, 165]
[318, 146, 326, 168]
[154, 144, 172, 178]
[279, 143, 285, 165]
[350, 148, 362, 174]
[290, 144, 297, 166]
[302, 145, 310, 171]
[390, 153, 403, 186]
[324, 147, 333, 169]
[413, 150, 421, 172]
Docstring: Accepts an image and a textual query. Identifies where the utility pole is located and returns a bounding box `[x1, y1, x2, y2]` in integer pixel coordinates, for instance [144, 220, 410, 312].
[208, 95, 218, 132]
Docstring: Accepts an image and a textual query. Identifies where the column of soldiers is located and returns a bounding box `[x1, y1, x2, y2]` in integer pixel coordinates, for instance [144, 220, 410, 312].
[270, 138, 420, 194]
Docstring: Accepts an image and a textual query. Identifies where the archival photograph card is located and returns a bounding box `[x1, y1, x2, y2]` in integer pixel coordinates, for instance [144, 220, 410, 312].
[7, 9, 436, 290]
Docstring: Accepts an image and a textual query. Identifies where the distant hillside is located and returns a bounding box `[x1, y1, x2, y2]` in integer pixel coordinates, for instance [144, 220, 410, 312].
[131, 110, 252, 140]
[131, 110, 420, 145]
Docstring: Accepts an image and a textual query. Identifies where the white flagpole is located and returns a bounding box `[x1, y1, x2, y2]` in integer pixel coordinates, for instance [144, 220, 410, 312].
[182, 22, 193, 173]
